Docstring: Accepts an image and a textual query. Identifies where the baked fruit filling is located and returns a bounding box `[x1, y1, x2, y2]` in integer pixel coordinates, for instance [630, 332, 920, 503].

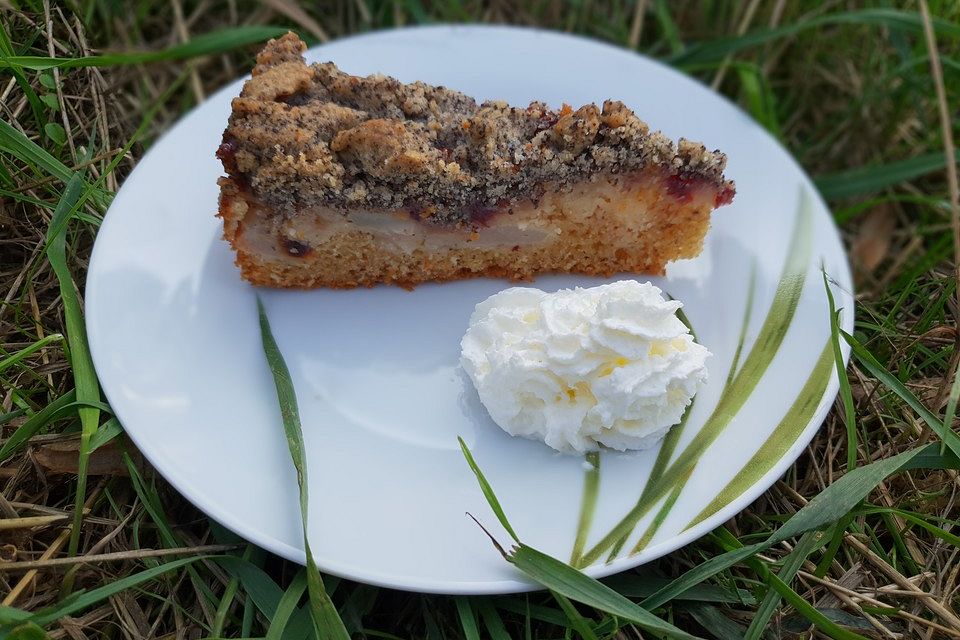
[217, 33, 735, 289]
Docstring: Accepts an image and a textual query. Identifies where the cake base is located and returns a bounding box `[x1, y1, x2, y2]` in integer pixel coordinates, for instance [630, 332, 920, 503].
[218, 169, 720, 289]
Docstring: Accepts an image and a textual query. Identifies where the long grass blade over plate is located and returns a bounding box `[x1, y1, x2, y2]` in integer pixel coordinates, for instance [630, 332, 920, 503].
[578, 188, 815, 567]
[459, 441, 703, 639]
[257, 298, 350, 640]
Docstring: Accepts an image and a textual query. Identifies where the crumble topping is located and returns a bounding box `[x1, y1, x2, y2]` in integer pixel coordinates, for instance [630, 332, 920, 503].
[219, 32, 735, 224]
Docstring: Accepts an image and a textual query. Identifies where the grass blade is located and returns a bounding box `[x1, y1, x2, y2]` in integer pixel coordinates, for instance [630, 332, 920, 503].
[640, 544, 768, 611]
[603, 576, 754, 605]
[604, 393, 699, 562]
[304, 552, 347, 640]
[266, 570, 308, 640]
[670, 9, 960, 66]
[630, 470, 689, 555]
[458, 436, 520, 543]
[214, 555, 284, 619]
[0, 26, 290, 70]
[0, 389, 76, 462]
[476, 600, 511, 640]
[735, 63, 780, 137]
[27, 556, 211, 626]
[46, 174, 102, 577]
[942, 361, 960, 450]
[832, 193, 951, 224]
[508, 544, 703, 640]
[843, 330, 960, 460]
[0, 408, 26, 427]
[875, 508, 960, 547]
[212, 545, 253, 638]
[581, 190, 813, 566]
[459, 439, 700, 638]
[283, 604, 316, 640]
[570, 451, 600, 565]
[605, 377, 701, 562]
[122, 454, 220, 607]
[711, 527, 864, 639]
[654, 0, 683, 55]
[814, 513, 855, 578]
[6, 621, 51, 639]
[454, 598, 480, 640]
[257, 297, 349, 640]
[0, 608, 30, 624]
[0, 119, 74, 184]
[683, 603, 746, 640]
[726, 260, 757, 387]
[770, 445, 929, 544]
[0, 21, 44, 127]
[88, 417, 122, 452]
[551, 591, 600, 640]
[824, 272, 858, 470]
[494, 597, 569, 627]
[603, 282, 741, 562]
[642, 444, 933, 609]
[743, 532, 821, 639]
[0, 121, 109, 207]
[816, 150, 960, 200]
[684, 341, 833, 529]
[0, 334, 62, 374]
[765, 573, 869, 639]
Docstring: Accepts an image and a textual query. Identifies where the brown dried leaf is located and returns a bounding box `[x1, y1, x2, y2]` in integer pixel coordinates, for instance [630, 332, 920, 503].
[33, 439, 142, 476]
[851, 206, 896, 274]
[918, 325, 957, 346]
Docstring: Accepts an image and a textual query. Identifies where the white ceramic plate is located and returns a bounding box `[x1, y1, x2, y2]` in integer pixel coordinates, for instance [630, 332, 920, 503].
[86, 25, 853, 594]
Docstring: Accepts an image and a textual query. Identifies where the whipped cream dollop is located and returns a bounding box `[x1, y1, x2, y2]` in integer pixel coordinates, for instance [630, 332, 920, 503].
[460, 281, 709, 454]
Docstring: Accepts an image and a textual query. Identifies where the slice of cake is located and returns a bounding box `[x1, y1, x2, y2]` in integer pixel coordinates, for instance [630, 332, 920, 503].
[217, 33, 735, 289]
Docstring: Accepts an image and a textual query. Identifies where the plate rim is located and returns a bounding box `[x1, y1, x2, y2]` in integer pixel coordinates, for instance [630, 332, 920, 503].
[86, 23, 854, 594]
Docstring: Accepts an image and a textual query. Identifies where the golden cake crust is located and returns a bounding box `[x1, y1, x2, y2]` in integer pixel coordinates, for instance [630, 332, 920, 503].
[218, 32, 734, 224]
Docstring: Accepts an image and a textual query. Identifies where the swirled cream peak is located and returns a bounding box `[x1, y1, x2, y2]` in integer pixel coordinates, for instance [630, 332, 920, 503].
[460, 281, 709, 454]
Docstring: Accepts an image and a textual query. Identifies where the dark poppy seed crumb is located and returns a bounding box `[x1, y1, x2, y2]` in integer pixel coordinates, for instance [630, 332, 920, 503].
[219, 32, 735, 226]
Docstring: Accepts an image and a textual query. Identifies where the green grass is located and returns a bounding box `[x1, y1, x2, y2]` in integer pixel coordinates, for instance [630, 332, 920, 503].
[1, 0, 959, 638]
